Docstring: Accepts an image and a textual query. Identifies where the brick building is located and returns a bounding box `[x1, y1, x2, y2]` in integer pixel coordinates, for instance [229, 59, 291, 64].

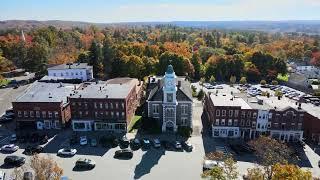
[12, 82, 78, 130]
[204, 92, 305, 142]
[69, 78, 142, 132]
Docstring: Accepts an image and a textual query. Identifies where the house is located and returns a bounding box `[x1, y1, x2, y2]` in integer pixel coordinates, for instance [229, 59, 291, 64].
[146, 65, 193, 132]
[12, 81, 78, 130]
[69, 78, 143, 132]
[47, 63, 93, 81]
[204, 92, 305, 142]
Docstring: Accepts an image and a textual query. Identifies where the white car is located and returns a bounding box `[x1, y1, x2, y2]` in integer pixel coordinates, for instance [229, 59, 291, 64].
[0, 171, 5, 180]
[174, 141, 182, 149]
[57, 148, 77, 156]
[80, 136, 88, 146]
[153, 139, 161, 148]
[1, 144, 19, 152]
[203, 160, 224, 171]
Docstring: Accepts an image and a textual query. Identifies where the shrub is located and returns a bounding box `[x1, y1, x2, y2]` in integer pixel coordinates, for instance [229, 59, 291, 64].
[260, 80, 267, 85]
[271, 80, 278, 85]
[177, 126, 193, 137]
[198, 89, 205, 100]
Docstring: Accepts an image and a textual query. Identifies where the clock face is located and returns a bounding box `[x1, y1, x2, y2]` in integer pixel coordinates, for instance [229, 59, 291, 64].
[167, 80, 173, 86]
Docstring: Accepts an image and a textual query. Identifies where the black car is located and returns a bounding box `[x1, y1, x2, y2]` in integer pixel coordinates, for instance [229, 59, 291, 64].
[182, 141, 193, 152]
[120, 136, 130, 148]
[161, 140, 172, 150]
[114, 149, 133, 159]
[0, 116, 13, 123]
[130, 139, 141, 150]
[24, 145, 43, 155]
[142, 139, 151, 149]
[75, 158, 96, 169]
[4, 155, 25, 166]
[112, 138, 119, 148]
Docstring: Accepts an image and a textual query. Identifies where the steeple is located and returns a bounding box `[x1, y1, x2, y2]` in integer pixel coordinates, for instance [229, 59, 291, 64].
[166, 64, 174, 74]
[21, 30, 26, 42]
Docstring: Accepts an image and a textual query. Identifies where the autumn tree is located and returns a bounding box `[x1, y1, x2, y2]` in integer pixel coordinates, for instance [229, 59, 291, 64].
[248, 136, 293, 179]
[209, 75, 216, 85]
[272, 163, 312, 180]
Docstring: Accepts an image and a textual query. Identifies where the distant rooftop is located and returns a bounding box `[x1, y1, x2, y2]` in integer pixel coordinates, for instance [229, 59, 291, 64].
[15, 81, 79, 104]
[47, 63, 92, 70]
[210, 93, 252, 109]
[70, 78, 139, 99]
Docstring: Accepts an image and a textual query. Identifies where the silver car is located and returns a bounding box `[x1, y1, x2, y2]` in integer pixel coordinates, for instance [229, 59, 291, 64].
[1, 144, 19, 152]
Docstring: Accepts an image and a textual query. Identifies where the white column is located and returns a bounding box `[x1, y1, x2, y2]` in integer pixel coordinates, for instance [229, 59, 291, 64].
[249, 130, 252, 139]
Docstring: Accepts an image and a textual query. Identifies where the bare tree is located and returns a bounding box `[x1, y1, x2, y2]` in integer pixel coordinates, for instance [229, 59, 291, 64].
[30, 155, 63, 180]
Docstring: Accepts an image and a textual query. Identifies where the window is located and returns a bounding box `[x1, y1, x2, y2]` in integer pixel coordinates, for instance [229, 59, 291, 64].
[247, 112, 251, 118]
[110, 103, 113, 109]
[105, 111, 109, 116]
[42, 111, 46, 118]
[121, 112, 125, 117]
[234, 119, 238, 126]
[240, 119, 245, 126]
[85, 111, 88, 116]
[71, 72, 74, 76]
[253, 113, 257, 118]
[61, 73, 63, 76]
[94, 102, 97, 109]
[121, 103, 125, 109]
[30, 111, 34, 118]
[80, 72, 82, 75]
[246, 120, 251, 126]
[78, 102, 81, 106]
[66, 72, 69, 76]
[181, 105, 188, 115]
[72, 102, 76, 106]
[84, 103, 88, 109]
[257, 123, 260, 128]
[241, 112, 246, 118]
[36, 111, 40, 118]
[228, 119, 232, 126]
[79, 111, 83, 117]
[267, 122, 271, 128]
[48, 111, 52, 118]
[298, 123, 302, 130]
[222, 110, 226, 116]
[116, 112, 119, 118]
[95, 112, 98, 118]
[269, 113, 273, 119]
[274, 123, 279, 128]
[152, 104, 159, 114]
[252, 121, 256, 128]
[221, 119, 225, 126]
[216, 110, 220, 116]
[75, 72, 78, 75]
[24, 111, 28, 117]
[167, 93, 173, 102]
[215, 119, 219, 126]
[18, 111, 22, 117]
[100, 103, 103, 109]
[54, 111, 59, 118]
[105, 103, 109, 109]
[53, 73, 56, 76]
[281, 123, 286, 130]
[229, 110, 233, 117]
[111, 112, 114, 118]
[181, 118, 187, 126]
[234, 110, 239, 117]
[116, 103, 119, 109]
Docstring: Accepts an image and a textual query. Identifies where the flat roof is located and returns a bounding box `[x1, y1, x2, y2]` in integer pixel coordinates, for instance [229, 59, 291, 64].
[70, 78, 138, 99]
[47, 63, 92, 70]
[15, 81, 79, 104]
[210, 93, 252, 109]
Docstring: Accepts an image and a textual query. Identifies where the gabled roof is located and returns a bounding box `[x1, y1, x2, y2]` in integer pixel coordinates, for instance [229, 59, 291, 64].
[147, 77, 192, 102]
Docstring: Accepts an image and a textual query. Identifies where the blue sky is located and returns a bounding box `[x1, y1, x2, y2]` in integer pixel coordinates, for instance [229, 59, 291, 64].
[1, 0, 320, 22]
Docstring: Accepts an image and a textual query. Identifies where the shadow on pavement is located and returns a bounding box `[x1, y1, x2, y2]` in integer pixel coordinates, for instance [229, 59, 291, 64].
[134, 148, 165, 179]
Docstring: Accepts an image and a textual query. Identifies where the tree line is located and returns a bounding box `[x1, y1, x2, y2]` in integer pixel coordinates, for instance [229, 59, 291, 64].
[0, 25, 319, 81]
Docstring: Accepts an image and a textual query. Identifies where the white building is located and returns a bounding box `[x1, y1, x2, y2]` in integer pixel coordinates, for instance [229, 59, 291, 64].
[47, 63, 93, 81]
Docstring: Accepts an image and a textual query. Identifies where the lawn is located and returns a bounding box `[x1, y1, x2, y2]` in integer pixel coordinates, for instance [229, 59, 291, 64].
[277, 74, 289, 82]
[127, 115, 142, 132]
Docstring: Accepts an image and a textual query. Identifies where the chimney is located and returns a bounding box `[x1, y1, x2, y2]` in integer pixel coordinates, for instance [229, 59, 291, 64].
[79, 95, 82, 98]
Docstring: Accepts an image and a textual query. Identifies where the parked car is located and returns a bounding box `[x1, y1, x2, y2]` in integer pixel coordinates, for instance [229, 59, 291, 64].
[153, 139, 161, 148]
[57, 148, 77, 156]
[0, 116, 13, 123]
[215, 85, 223, 89]
[90, 138, 97, 147]
[142, 139, 151, 149]
[10, 134, 17, 143]
[75, 158, 96, 169]
[112, 138, 119, 148]
[80, 136, 88, 146]
[5, 109, 15, 118]
[120, 136, 130, 148]
[13, 84, 19, 89]
[182, 141, 193, 152]
[4, 155, 25, 166]
[203, 160, 223, 171]
[24, 145, 43, 155]
[161, 140, 172, 150]
[114, 149, 133, 159]
[1, 144, 19, 152]
[174, 141, 182, 150]
[0, 171, 5, 180]
[130, 138, 141, 150]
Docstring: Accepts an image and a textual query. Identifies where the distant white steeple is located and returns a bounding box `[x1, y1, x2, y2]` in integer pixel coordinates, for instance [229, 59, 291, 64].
[21, 30, 26, 42]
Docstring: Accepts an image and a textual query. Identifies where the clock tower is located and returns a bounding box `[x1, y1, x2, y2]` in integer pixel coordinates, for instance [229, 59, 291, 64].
[162, 64, 178, 132]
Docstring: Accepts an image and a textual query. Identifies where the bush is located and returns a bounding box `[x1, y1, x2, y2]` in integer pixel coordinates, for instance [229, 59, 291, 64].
[271, 80, 278, 85]
[260, 80, 267, 85]
[240, 77, 247, 85]
[177, 126, 193, 137]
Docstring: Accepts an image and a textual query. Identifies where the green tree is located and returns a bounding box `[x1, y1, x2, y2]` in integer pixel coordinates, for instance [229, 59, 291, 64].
[230, 75, 237, 85]
[240, 77, 247, 85]
[191, 53, 201, 80]
[202, 166, 226, 180]
[89, 40, 104, 78]
[157, 52, 191, 76]
[102, 36, 115, 79]
[260, 80, 267, 85]
[200, 77, 205, 86]
[198, 89, 205, 100]
[209, 75, 216, 85]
